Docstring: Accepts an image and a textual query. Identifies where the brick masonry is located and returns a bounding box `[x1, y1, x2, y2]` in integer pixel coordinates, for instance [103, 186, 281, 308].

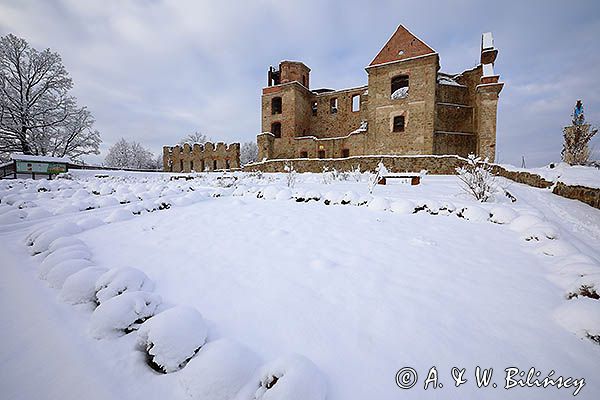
[258, 25, 503, 163]
[163, 142, 240, 172]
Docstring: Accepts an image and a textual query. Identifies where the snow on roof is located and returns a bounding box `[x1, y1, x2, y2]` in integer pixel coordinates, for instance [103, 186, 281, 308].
[10, 153, 72, 163]
[482, 32, 494, 50]
[482, 63, 495, 77]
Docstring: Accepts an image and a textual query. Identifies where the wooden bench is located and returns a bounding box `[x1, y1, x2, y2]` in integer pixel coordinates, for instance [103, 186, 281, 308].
[378, 173, 421, 186]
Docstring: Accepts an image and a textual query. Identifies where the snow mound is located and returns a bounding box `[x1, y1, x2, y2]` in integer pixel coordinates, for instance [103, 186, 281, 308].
[38, 247, 92, 279]
[236, 354, 327, 400]
[48, 236, 86, 253]
[77, 216, 105, 231]
[26, 207, 52, 220]
[137, 306, 208, 373]
[323, 191, 342, 205]
[105, 209, 134, 223]
[89, 291, 162, 339]
[179, 338, 261, 400]
[45, 259, 95, 289]
[390, 199, 415, 214]
[458, 206, 489, 222]
[368, 196, 390, 211]
[95, 267, 155, 304]
[340, 191, 360, 205]
[536, 241, 578, 257]
[554, 297, 600, 343]
[96, 196, 119, 208]
[424, 200, 441, 214]
[489, 206, 518, 224]
[275, 189, 293, 201]
[262, 186, 280, 200]
[509, 214, 544, 232]
[439, 201, 456, 215]
[566, 273, 600, 300]
[520, 223, 560, 241]
[0, 209, 27, 224]
[30, 222, 82, 254]
[60, 266, 109, 304]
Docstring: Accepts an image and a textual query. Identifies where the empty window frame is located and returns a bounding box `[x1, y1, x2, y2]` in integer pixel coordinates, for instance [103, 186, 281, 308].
[330, 98, 338, 114]
[213, 160, 218, 170]
[271, 97, 282, 115]
[271, 122, 282, 138]
[391, 75, 409, 96]
[393, 115, 405, 132]
[312, 101, 318, 116]
[351, 95, 360, 112]
[300, 151, 308, 158]
[342, 149, 350, 158]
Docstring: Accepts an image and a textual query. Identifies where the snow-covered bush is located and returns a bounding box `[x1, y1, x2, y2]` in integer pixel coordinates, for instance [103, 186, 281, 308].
[509, 214, 544, 233]
[456, 154, 497, 202]
[275, 189, 292, 201]
[236, 354, 327, 400]
[390, 199, 415, 214]
[45, 259, 95, 289]
[39, 247, 93, 279]
[368, 161, 388, 194]
[321, 167, 334, 185]
[536, 241, 577, 257]
[94, 267, 155, 304]
[340, 191, 360, 205]
[89, 291, 162, 339]
[553, 297, 600, 344]
[367, 196, 390, 211]
[566, 273, 600, 300]
[489, 206, 518, 224]
[48, 236, 86, 253]
[456, 205, 490, 222]
[137, 306, 208, 373]
[30, 222, 83, 254]
[284, 163, 297, 188]
[105, 208, 134, 223]
[179, 339, 260, 400]
[60, 266, 109, 304]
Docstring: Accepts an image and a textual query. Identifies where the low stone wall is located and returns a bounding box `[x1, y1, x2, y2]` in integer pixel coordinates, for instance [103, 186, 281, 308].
[243, 155, 467, 175]
[244, 155, 600, 210]
[553, 182, 600, 209]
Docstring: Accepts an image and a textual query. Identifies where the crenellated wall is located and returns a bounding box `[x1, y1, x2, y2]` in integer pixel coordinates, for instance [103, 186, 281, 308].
[163, 142, 240, 172]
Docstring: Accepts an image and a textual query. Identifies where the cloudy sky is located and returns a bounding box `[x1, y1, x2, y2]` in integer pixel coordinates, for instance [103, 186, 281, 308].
[1, 0, 599, 167]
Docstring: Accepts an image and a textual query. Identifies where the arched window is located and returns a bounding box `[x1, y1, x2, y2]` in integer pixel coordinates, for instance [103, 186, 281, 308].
[226, 159, 230, 169]
[391, 75, 409, 98]
[271, 122, 282, 138]
[213, 160, 218, 170]
[271, 97, 282, 114]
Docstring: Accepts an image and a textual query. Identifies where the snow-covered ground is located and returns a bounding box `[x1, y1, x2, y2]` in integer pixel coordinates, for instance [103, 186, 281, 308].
[499, 162, 600, 188]
[1, 169, 599, 399]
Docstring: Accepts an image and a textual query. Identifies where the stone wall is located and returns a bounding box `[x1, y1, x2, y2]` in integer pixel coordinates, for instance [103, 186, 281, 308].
[163, 142, 240, 172]
[553, 182, 600, 209]
[243, 155, 467, 175]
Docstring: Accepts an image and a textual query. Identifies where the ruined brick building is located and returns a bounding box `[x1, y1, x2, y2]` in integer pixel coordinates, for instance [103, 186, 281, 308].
[257, 25, 503, 162]
[162, 142, 240, 172]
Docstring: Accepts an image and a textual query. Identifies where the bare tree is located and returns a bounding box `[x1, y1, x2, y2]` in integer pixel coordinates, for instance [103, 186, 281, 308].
[179, 131, 208, 145]
[104, 138, 156, 170]
[562, 100, 597, 165]
[240, 141, 258, 165]
[0, 34, 101, 160]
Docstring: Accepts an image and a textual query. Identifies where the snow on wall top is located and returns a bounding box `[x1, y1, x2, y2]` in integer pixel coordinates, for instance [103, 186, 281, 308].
[10, 153, 72, 164]
[368, 25, 436, 67]
[482, 32, 494, 50]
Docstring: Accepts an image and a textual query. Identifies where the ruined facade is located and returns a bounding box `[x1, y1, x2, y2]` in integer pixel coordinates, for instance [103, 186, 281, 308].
[162, 142, 240, 172]
[257, 25, 503, 162]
